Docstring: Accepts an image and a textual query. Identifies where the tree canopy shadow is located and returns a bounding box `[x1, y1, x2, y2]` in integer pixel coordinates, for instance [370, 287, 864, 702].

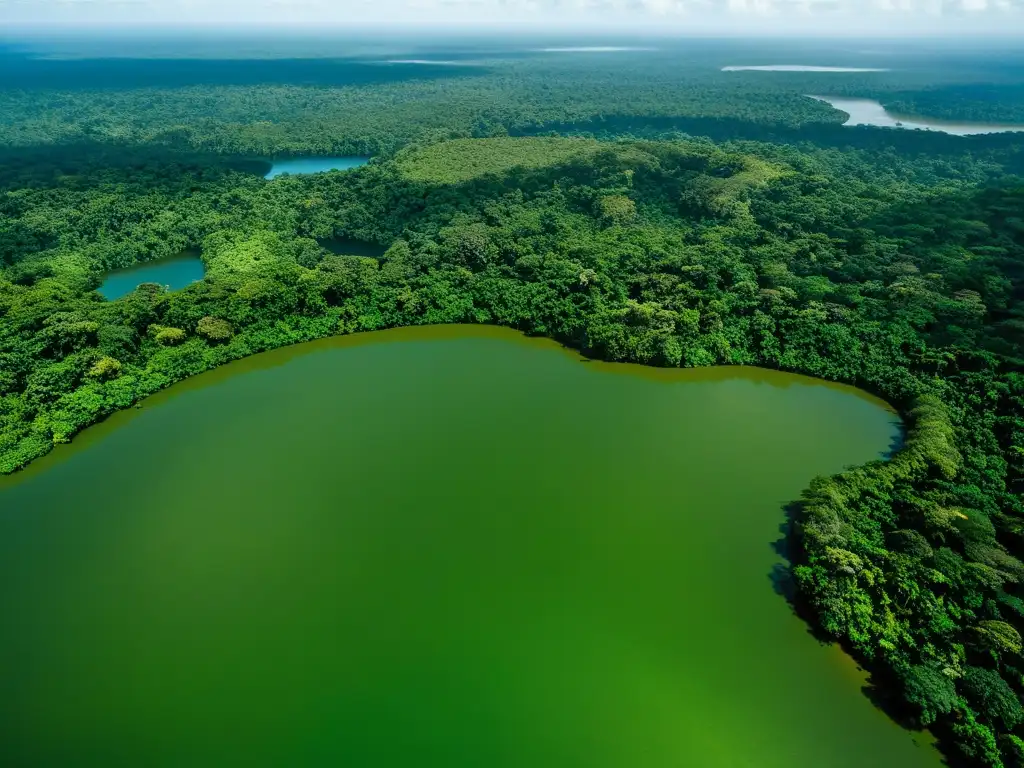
[0, 53, 491, 90]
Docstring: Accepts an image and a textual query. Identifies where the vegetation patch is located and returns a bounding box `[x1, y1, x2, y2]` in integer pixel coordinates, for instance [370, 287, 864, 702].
[395, 137, 602, 183]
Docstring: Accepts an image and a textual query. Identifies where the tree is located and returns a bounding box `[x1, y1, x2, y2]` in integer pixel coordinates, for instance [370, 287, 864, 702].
[86, 356, 122, 381]
[598, 195, 637, 226]
[888, 529, 934, 559]
[899, 665, 957, 726]
[154, 327, 187, 346]
[962, 667, 1024, 731]
[1000, 734, 1024, 768]
[972, 622, 1024, 660]
[196, 316, 234, 342]
[952, 704, 1004, 768]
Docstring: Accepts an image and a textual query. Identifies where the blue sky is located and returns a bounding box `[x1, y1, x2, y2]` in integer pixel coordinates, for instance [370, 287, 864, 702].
[1, 0, 1022, 35]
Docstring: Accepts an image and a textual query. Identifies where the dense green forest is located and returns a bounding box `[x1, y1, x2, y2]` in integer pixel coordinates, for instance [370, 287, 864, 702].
[2, 36, 1024, 766]
[3, 39, 1024, 156]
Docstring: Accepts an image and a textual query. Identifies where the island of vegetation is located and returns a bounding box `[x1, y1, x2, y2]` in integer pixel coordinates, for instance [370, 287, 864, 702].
[1, 39, 1023, 767]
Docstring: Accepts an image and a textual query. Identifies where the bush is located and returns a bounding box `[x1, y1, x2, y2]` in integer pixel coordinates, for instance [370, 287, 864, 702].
[154, 327, 187, 346]
[86, 356, 122, 381]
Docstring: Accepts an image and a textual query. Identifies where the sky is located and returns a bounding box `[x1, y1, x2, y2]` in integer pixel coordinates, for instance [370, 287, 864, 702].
[1, 0, 1022, 36]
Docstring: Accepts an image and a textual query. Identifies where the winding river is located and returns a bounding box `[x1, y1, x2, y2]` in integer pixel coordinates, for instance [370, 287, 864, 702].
[0, 325, 943, 768]
[809, 95, 1024, 136]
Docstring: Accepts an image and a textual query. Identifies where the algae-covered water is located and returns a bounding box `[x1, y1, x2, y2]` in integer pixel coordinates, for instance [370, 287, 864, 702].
[0, 326, 941, 768]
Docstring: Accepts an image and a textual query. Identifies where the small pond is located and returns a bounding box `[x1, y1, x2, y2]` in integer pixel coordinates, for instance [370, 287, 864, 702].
[319, 237, 390, 258]
[98, 250, 204, 300]
[808, 95, 1024, 136]
[264, 156, 370, 180]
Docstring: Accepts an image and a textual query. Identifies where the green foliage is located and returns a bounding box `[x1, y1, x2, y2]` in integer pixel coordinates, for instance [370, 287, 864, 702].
[1, 69, 1023, 763]
[598, 195, 637, 225]
[86, 356, 122, 381]
[154, 326, 187, 346]
[888, 529, 934, 559]
[396, 137, 601, 184]
[953, 704, 1005, 768]
[972, 621, 1024, 660]
[196, 316, 234, 342]
[999, 733, 1024, 768]
[899, 665, 957, 725]
[962, 667, 1024, 731]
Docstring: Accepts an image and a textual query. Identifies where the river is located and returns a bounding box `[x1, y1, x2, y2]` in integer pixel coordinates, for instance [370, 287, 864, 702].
[0, 325, 943, 768]
[808, 95, 1024, 136]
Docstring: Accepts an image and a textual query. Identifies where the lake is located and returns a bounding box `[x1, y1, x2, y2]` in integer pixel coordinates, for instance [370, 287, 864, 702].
[809, 95, 1024, 136]
[723, 65, 889, 72]
[264, 156, 370, 179]
[538, 47, 656, 52]
[382, 59, 476, 65]
[0, 325, 942, 768]
[97, 250, 205, 300]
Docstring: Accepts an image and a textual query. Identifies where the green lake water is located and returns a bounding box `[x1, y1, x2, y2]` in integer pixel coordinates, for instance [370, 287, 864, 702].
[0, 325, 943, 768]
[98, 250, 205, 300]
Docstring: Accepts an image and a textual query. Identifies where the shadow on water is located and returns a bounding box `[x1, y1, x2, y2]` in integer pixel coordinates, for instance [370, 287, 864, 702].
[884, 419, 907, 458]
[769, 408, 903, 608]
[770, 496, 954, 765]
[768, 502, 827, 633]
[860, 676, 966, 767]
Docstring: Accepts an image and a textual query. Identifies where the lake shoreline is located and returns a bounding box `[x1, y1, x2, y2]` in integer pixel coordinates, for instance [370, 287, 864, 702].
[0, 323, 937, 768]
[0, 322, 898, 483]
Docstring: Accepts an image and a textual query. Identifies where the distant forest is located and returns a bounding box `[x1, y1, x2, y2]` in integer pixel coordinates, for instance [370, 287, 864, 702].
[2, 37, 1024, 767]
[2, 38, 1024, 157]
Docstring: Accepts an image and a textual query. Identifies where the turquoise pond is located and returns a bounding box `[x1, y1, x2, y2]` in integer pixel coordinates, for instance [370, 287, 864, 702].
[264, 157, 370, 179]
[98, 252, 205, 300]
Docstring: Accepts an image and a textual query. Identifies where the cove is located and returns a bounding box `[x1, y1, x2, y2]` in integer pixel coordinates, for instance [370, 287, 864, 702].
[264, 156, 370, 179]
[97, 250, 204, 300]
[0, 325, 943, 768]
[809, 95, 1024, 136]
